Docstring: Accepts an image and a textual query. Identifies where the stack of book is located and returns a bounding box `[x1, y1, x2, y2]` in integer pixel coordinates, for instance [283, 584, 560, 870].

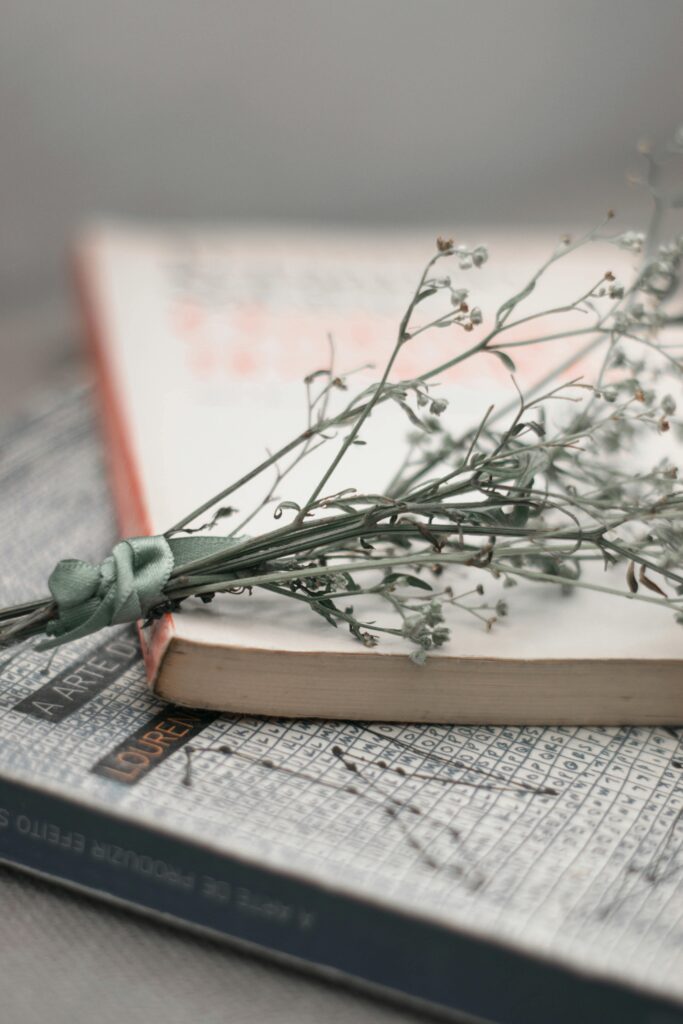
[0, 224, 680, 1023]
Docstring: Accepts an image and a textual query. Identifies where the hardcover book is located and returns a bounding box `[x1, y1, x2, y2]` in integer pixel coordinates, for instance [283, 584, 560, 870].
[75, 223, 682, 722]
[0, 394, 681, 1023]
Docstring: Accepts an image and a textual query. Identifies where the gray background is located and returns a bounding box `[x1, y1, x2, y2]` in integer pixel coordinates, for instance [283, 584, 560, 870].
[0, 3, 682, 1021]
[1, 0, 683, 313]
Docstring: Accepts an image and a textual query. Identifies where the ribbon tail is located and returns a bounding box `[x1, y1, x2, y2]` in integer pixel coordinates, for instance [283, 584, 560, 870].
[37, 593, 118, 650]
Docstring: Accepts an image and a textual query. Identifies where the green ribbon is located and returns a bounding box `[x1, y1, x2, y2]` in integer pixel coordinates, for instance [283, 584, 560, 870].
[38, 534, 234, 650]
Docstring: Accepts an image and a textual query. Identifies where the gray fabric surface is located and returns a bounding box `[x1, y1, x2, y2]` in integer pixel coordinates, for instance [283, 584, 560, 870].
[0, 864, 442, 1024]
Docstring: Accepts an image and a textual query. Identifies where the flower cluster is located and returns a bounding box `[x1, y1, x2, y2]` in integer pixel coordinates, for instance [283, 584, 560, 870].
[402, 600, 451, 665]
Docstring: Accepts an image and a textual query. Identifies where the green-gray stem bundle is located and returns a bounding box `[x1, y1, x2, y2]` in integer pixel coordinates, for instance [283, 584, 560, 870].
[2, 133, 683, 664]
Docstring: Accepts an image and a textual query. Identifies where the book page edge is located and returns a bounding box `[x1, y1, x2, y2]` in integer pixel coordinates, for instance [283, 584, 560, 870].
[153, 637, 683, 724]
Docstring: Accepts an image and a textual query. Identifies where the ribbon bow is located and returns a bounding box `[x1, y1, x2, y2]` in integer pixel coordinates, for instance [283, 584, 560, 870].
[39, 534, 233, 649]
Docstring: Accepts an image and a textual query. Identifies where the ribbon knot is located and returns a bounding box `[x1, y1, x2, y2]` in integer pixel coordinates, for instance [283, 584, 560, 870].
[40, 535, 175, 649]
[39, 533, 239, 650]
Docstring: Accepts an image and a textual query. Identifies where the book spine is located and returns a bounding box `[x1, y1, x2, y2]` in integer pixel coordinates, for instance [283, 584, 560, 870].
[0, 777, 678, 1024]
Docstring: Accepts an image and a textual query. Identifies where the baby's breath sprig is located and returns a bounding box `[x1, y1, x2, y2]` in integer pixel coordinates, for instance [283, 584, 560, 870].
[2, 132, 683, 663]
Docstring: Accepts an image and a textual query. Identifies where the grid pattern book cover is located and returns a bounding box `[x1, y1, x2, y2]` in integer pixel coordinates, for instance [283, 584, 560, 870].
[0, 393, 682, 1022]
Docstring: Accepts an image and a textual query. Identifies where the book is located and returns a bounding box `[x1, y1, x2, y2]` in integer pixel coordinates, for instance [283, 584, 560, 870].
[1, 392, 682, 1022]
[75, 222, 683, 723]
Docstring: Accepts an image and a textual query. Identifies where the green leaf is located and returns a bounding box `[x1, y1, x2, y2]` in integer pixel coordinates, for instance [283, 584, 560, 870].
[397, 399, 430, 431]
[490, 349, 517, 373]
[384, 572, 433, 591]
[273, 500, 301, 519]
[311, 598, 340, 628]
[402, 574, 433, 591]
[324, 501, 358, 513]
[304, 368, 331, 384]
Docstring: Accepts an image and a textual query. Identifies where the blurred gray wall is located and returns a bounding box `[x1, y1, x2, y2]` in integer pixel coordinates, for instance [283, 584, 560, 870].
[1, 0, 683, 309]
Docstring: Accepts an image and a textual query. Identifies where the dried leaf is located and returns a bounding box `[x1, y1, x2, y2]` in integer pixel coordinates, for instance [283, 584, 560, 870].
[638, 565, 666, 596]
[384, 572, 433, 592]
[626, 561, 638, 593]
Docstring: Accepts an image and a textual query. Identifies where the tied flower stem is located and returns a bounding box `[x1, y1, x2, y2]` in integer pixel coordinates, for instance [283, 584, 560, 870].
[2, 130, 683, 662]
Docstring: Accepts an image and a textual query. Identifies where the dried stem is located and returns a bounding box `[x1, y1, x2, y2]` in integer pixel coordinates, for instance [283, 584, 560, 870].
[3, 132, 683, 663]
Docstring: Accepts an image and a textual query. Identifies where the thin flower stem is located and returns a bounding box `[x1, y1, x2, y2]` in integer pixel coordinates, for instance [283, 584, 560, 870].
[302, 251, 449, 511]
[4, 136, 683, 660]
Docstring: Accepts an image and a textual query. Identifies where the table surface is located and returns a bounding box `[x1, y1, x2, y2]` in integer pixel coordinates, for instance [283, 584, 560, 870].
[0, 302, 446, 1024]
[0, 865, 444, 1024]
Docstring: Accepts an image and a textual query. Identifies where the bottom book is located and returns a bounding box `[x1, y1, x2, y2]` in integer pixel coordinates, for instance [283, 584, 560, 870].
[0, 393, 682, 1024]
[3, 773, 681, 1024]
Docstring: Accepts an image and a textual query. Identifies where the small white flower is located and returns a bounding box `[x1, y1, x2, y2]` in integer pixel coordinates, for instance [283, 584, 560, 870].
[617, 231, 645, 254]
[450, 287, 468, 306]
[472, 245, 489, 268]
